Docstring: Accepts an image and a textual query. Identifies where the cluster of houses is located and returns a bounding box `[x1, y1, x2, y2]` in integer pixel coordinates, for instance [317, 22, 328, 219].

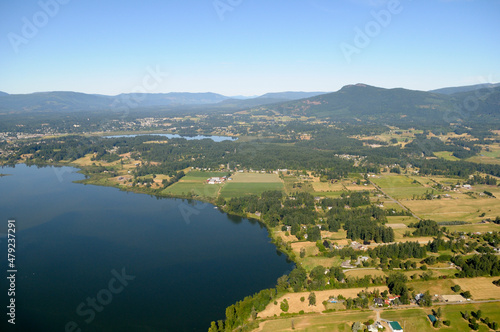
[206, 176, 231, 184]
[373, 295, 401, 307]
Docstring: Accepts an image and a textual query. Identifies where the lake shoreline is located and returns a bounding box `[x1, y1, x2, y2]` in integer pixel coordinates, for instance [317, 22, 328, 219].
[0, 163, 293, 331]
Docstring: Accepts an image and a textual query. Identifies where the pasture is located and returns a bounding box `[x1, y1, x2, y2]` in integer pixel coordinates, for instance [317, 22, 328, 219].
[219, 172, 284, 198]
[453, 277, 500, 300]
[161, 171, 227, 198]
[259, 287, 387, 318]
[256, 310, 374, 332]
[404, 195, 500, 223]
[381, 302, 500, 332]
[434, 151, 460, 161]
[371, 174, 437, 199]
[467, 143, 500, 165]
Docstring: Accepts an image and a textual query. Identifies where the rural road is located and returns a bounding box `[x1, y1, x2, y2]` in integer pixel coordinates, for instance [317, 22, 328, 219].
[368, 179, 422, 221]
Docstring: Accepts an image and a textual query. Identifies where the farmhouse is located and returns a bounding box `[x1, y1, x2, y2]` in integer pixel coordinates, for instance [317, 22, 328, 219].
[385, 295, 400, 305]
[206, 177, 227, 184]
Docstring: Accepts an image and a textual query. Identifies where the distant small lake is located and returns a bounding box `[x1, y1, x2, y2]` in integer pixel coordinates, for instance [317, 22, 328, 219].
[0, 164, 292, 332]
[104, 134, 238, 142]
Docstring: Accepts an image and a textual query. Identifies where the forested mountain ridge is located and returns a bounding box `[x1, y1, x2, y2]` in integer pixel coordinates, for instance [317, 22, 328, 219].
[430, 82, 500, 95]
[0, 91, 327, 113]
[0, 91, 228, 112]
[258, 84, 500, 126]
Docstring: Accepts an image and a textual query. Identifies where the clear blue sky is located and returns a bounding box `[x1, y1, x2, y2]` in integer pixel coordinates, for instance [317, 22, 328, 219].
[1, 0, 499, 96]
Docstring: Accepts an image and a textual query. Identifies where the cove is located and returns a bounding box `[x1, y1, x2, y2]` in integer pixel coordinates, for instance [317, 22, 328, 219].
[0, 164, 292, 331]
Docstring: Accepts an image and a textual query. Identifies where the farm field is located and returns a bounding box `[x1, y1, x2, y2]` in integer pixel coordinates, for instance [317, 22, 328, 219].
[220, 182, 284, 198]
[453, 277, 500, 300]
[259, 287, 388, 318]
[256, 310, 374, 332]
[255, 299, 500, 332]
[380, 308, 431, 331]
[434, 151, 460, 161]
[283, 175, 314, 194]
[381, 302, 500, 332]
[467, 143, 500, 165]
[386, 216, 420, 226]
[370, 174, 438, 199]
[219, 172, 283, 198]
[404, 196, 500, 223]
[161, 171, 227, 198]
[311, 181, 345, 192]
[299, 255, 342, 272]
[72, 153, 122, 167]
[408, 277, 500, 301]
[230, 172, 282, 183]
[344, 268, 386, 279]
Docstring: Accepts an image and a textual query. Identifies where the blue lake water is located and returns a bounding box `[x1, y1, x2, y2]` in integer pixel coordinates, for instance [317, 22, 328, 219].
[103, 134, 237, 142]
[0, 164, 292, 331]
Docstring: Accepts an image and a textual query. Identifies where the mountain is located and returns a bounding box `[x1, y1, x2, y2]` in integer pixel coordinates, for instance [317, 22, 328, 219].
[0, 91, 113, 112]
[260, 84, 500, 125]
[229, 95, 259, 100]
[0, 90, 326, 112]
[114, 92, 228, 106]
[0, 91, 229, 112]
[0, 91, 8, 96]
[217, 91, 328, 109]
[451, 86, 500, 119]
[430, 83, 500, 95]
[258, 91, 328, 100]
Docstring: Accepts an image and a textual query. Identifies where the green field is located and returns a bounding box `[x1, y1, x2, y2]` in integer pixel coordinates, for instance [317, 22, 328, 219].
[220, 182, 284, 198]
[283, 175, 314, 194]
[162, 182, 222, 198]
[181, 171, 229, 179]
[257, 310, 374, 332]
[434, 151, 460, 161]
[371, 174, 438, 199]
[218, 172, 284, 198]
[467, 144, 500, 165]
[381, 302, 500, 332]
[161, 171, 227, 198]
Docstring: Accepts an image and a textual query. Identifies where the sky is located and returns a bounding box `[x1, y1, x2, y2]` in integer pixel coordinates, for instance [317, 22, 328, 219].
[0, 0, 499, 96]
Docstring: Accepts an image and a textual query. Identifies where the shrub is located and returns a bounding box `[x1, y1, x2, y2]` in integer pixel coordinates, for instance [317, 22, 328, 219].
[443, 320, 450, 326]
[280, 299, 289, 312]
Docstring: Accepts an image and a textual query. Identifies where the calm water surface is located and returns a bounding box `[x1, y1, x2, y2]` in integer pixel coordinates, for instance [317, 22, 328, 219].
[0, 164, 292, 331]
[103, 134, 237, 142]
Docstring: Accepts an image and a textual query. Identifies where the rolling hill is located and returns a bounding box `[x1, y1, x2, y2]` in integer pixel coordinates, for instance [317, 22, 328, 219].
[259, 84, 500, 125]
[430, 83, 500, 95]
[0, 91, 325, 113]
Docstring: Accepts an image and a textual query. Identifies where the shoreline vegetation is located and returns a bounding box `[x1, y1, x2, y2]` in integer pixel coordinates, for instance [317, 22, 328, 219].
[8, 160, 500, 332]
[2, 124, 500, 332]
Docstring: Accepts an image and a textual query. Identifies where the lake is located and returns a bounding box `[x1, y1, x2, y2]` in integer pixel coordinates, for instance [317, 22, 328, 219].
[0, 164, 292, 331]
[103, 134, 237, 142]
